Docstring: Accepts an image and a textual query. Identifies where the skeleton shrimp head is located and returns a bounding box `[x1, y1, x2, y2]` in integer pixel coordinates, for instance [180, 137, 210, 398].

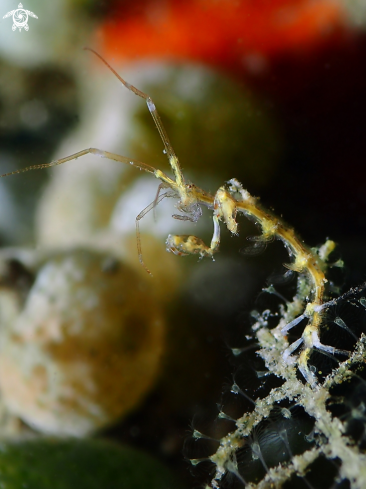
[165, 183, 212, 258]
[166, 182, 239, 259]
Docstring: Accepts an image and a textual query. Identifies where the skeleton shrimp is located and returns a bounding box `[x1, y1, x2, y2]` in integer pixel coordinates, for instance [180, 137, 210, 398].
[0, 48, 343, 384]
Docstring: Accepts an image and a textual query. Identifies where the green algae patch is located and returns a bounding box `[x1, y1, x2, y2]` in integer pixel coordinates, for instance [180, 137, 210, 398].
[0, 438, 182, 489]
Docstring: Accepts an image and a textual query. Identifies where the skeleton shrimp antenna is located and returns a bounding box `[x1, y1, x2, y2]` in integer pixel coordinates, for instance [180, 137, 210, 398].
[84, 47, 185, 189]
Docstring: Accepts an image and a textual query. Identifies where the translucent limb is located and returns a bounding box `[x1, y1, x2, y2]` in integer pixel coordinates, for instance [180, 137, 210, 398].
[283, 337, 303, 363]
[84, 48, 186, 190]
[172, 203, 202, 222]
[311, 330, 350, 357]
[136, 191, 173, 275]
[153, 182, 170, 222]
[281, 314, 306, 335]
[1, 148, 157, 178]
[210, 214, 221, 252]
[314, 347, 348, 365]
[313, 283, 366, 313]
[313, 342, 350, 358]
[298, 361, 317, 387]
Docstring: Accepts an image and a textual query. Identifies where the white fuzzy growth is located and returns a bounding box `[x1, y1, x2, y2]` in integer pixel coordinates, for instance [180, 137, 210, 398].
[227, 178, 253, 202]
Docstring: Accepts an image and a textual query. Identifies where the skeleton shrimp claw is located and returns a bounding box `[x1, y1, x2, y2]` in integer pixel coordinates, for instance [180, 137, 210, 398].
[166, 235, 213, 257]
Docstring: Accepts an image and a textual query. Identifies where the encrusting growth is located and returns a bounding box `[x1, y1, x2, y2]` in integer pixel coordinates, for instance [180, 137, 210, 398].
[0, 48, 346, 389]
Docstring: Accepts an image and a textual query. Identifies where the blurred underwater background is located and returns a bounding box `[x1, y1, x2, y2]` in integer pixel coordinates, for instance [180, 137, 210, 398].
[1, 1, 366, 488]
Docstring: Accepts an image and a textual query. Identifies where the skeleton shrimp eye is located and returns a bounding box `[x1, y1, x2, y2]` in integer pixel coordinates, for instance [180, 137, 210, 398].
[0, 249, 164, 436]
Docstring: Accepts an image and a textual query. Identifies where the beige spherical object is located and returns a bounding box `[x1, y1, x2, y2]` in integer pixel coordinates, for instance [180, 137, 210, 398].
[0, 249, 164, 436]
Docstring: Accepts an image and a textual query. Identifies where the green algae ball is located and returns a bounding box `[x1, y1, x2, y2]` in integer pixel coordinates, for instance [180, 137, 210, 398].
[0, 438, 182, 489]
